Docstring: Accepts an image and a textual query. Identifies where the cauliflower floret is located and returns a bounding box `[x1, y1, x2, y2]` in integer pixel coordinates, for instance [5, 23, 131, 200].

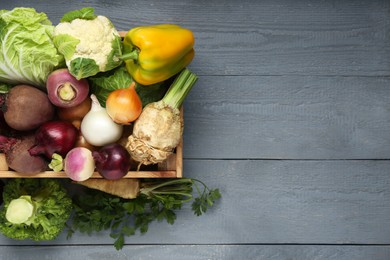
[54, 16, 119, 71]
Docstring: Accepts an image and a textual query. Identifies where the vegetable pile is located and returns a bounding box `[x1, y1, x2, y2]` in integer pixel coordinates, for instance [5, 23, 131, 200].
[0, 7, 221, 250]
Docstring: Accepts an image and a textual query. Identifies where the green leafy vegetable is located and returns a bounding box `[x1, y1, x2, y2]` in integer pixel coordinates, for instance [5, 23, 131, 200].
[60, 7, 97, 22]
[0, 83, 11, 94]
[0, 8, 64, 89]
[68, 178, 221, 250]
[0, 179, 73, 241]
[89, 65, 169, 107]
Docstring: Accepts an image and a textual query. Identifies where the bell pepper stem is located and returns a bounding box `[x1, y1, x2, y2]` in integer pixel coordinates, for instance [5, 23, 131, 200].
[121, 50, 139, 61]
[162, 68, 198, 109]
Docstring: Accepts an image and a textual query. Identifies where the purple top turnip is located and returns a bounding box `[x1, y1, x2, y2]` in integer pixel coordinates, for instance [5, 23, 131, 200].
[46, 68, 89, 108]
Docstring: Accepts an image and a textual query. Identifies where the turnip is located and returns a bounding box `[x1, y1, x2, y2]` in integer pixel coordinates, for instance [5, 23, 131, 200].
[0, 85, 54, 131]
[46, 68, 89, 108]
[126, 68, 197, 166]
[0, 135, 48, 174]
[64, 147, 95, 181]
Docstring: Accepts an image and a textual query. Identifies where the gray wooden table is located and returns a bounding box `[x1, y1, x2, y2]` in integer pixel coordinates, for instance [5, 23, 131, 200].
[1, 0, 390, 259]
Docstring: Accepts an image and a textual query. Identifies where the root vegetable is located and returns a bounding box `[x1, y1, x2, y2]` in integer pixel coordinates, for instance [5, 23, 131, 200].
[64, 147, 95, 181]
[46, 68, 89, 108]
[57, 96, 92, 128]
[126, 68, 197, 166]
[106, 82, 142, 124]
[28, 121, 78, 159]
[1, 85, 54, 131]
[0, 135, 47, 174]
[80, 94, 123, 146]
[92, 144, 131, 180]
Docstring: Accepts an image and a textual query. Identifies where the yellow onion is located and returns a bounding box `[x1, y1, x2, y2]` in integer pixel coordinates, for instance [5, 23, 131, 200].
[106, 82, 142, 125]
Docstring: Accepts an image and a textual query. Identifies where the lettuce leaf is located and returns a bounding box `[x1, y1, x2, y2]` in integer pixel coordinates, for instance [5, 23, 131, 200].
[0, 8, 64, 90]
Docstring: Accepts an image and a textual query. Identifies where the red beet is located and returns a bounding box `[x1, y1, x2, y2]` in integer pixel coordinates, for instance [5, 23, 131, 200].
[1, 85, 54, 131]
[0, 135, 47, 175]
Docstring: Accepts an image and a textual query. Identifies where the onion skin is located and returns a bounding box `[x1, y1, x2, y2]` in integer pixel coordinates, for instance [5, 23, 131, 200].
[106, 82, 142, 125]
[29, 121, 78, 159]
[57, 97, 92, 128]
[74, 130, 97, 151]
[80, 95, 123, 147]
[47, 68, 89, 108]
[92, 144, 131, 180]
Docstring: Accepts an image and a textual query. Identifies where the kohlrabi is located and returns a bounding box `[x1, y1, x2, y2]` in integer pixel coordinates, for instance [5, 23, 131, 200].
[0, 179, 73, 241]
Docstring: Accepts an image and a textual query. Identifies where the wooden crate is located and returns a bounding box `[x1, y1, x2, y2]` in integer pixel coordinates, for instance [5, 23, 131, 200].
[0, 32, 184, 179]
[0, 108, 183, 178]
[0, 137, 182, 179]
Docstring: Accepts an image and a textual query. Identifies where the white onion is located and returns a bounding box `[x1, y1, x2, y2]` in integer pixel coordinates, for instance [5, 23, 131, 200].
[80, 95, 123, 146]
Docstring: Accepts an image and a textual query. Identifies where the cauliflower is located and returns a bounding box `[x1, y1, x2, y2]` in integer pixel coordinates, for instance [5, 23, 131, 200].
[53, 8, 122, 79]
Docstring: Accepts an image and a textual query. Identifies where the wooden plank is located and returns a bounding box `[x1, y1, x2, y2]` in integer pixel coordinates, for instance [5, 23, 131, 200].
[0, 170, 177, 178]
[2, 159, 389, 245]
[1, 245, 390, 260]
[183, 75, 390, 159]
[2, 0, 389, 76]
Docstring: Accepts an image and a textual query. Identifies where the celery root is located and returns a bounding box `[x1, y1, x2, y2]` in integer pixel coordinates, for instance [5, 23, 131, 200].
[126, 68, 197, 166]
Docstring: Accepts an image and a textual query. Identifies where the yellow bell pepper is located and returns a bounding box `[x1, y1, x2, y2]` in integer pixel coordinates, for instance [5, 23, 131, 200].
[122, 24, 195, 85]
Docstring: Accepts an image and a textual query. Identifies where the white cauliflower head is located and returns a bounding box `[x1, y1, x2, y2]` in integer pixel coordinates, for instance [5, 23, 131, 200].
[53, 8, 122, 79]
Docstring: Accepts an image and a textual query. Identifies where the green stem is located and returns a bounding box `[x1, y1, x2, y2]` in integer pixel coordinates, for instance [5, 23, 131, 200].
[162, 68, 198, 109]
[120, 50, 139, 61]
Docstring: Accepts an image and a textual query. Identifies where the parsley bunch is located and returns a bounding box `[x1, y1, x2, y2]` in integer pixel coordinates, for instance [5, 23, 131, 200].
[67, 178, 221, 250]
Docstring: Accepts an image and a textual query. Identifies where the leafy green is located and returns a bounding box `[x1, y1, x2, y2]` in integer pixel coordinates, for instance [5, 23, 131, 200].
[0, 82, 11, 94]
[0, 8, 64, 89]
[68, 178, 221, 250]
[69, 57, 100, 80]
[60, 7, 97, 22]
[53, 34, 80, 60]
[89, 65, 169, 107]
[0, 179, 73, 241]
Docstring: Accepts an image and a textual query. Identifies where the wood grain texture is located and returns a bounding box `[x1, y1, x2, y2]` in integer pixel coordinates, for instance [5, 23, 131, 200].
[1, 160, 389, 246]
[2, 0, 389, 76]
[1, 245, 390, 260]
[183, 76, 390, 159]
[1, 0, 390, 258]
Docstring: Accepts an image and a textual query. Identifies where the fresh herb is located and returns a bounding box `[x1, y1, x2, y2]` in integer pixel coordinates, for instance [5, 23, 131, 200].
[67, 178, 221, 250]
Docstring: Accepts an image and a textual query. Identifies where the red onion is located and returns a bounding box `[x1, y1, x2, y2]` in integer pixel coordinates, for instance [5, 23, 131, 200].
[92, 144, 131, 180]
[29, 121, 78, 159]
[46, 68, 89, 108]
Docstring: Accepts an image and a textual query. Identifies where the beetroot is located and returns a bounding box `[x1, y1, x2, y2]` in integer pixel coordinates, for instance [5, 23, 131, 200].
[0, 135, 47, 175]
[1, 85, 54, 131]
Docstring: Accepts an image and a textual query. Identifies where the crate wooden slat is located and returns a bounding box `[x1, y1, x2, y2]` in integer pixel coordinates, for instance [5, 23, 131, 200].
[0, 137, 182, 178]
[0, 54, 185, 179]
